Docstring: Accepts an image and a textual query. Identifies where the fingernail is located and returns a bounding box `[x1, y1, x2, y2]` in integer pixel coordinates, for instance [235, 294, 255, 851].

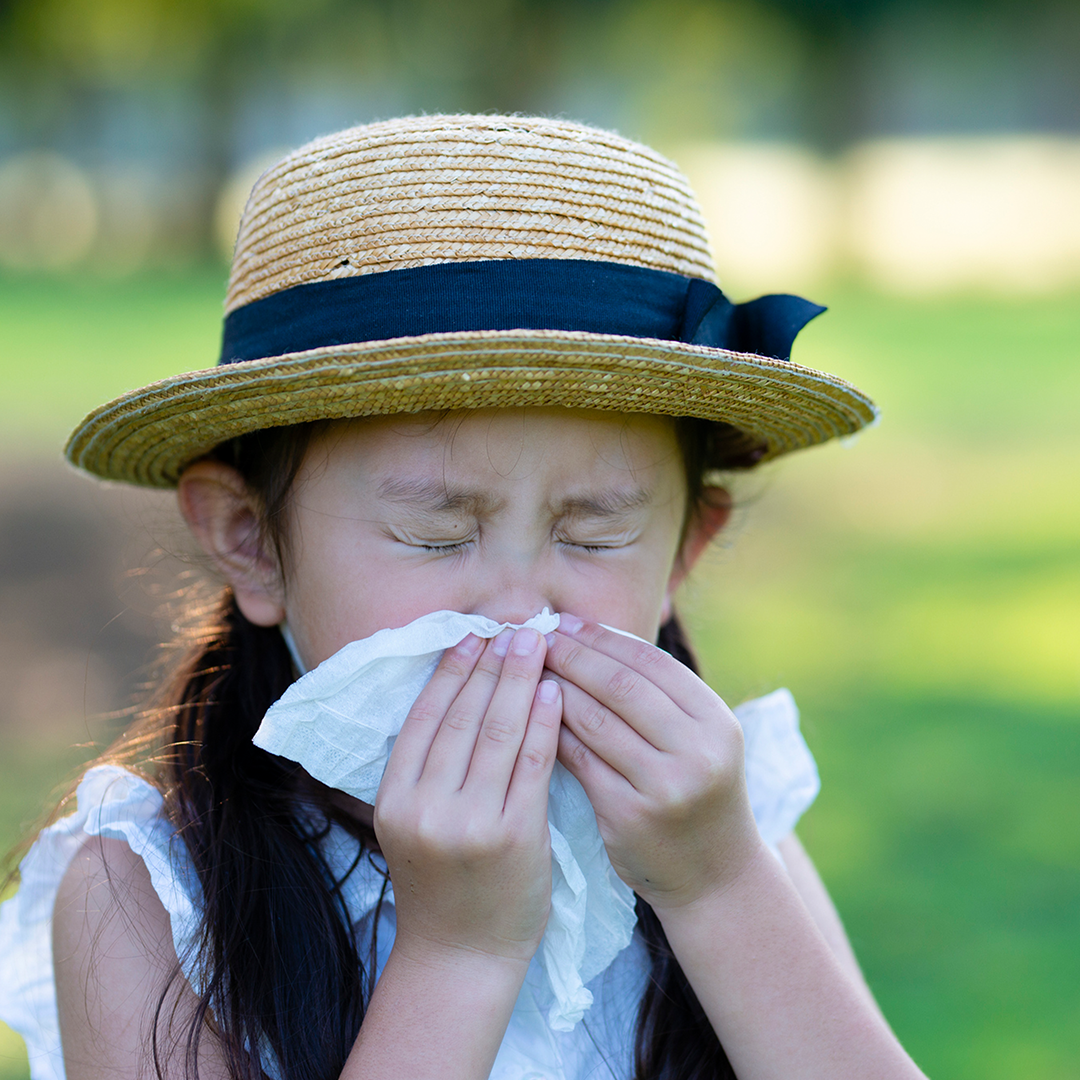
[537, 679, 559, 703]
[512, 627, 540, 655]
[492, 628, 515, 656]
[559, 613, 583, 635]
[456, 633, 483, 655]
[544, 632, 557, 648]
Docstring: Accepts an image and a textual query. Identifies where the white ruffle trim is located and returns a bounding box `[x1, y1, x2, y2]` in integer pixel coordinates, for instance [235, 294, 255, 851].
[736, 688, 820, 849]
[0, 766, 203, 1080]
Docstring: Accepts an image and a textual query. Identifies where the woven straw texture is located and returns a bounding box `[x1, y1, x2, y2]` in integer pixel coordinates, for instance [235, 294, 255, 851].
[226, 114, 715, 312]
[65, 114, 877, 488]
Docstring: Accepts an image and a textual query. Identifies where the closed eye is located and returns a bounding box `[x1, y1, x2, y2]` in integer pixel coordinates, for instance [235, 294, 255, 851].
[556, 535, 633, 553]
[387, 526, 475, 554]
[414, 540, 471, 554]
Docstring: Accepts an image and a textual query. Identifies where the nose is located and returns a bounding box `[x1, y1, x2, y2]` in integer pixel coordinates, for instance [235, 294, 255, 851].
[468, 556, 558, 627]
[473, 595, 556, 626]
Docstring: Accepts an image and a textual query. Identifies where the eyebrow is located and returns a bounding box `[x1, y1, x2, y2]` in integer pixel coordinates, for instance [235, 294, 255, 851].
[553, 486, 653, 520]
[377, 477, 653, 520]
[377, 476, 503, 515]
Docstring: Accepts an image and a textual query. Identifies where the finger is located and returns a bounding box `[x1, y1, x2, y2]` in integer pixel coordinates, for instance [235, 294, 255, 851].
[557, 678, 657, 789]
[419, 630, 514, 789]
[465, 627, 548, 800]
[556, 721, 634, 808]
[544, 630, 685, 750]
[553, 614, 719, 719]
[505, 678, 562, 818]
[383, 632, 486, 787]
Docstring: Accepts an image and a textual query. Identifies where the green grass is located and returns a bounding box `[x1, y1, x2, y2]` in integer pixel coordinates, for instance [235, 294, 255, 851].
[0, 269, 226, 455]
[0, 1023, 28, 1080]
[792, 286, 1080, 443]
[799, 693, 1079, 1078]
[1, 272, 1078, 1079]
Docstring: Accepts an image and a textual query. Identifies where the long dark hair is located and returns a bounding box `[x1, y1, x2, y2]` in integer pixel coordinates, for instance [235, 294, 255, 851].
[83, 416, 765, 1080]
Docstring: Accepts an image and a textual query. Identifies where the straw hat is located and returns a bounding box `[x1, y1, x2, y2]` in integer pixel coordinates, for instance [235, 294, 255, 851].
[65, 114, 877, 488]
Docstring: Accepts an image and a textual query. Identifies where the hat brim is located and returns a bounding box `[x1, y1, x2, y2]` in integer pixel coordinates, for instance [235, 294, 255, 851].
[64, 328, 878, 488]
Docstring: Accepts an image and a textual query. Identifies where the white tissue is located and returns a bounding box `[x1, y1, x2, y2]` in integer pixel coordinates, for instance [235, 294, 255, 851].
[739, 688, 820, 847]
[253, 609, 638, 1031]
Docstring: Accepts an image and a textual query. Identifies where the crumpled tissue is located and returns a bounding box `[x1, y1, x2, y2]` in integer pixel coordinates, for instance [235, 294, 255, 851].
[252, 609, 639, 1031]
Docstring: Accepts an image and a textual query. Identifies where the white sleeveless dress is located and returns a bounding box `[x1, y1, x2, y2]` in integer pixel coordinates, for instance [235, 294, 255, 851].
[0, 689, 818, 1080]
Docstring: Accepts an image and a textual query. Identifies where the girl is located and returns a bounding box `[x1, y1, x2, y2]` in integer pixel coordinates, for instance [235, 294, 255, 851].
[0, 115, 925, 1080]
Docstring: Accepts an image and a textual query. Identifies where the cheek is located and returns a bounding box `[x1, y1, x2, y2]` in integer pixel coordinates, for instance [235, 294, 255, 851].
[284, 534, 469, 664]
[280, 523, 373, 662]
[555, 551, 676, 643]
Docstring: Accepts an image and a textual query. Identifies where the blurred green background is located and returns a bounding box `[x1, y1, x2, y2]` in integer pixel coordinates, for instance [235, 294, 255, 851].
[1, 1, 1078, 1078]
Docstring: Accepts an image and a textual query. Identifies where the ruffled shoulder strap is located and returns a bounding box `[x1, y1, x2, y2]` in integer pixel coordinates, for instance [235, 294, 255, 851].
[0, 765, 204, 1080]
[734, 689, 820, 848]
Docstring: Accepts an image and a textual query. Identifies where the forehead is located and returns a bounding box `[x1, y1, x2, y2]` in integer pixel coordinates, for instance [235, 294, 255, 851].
[301, 408, 684, 490]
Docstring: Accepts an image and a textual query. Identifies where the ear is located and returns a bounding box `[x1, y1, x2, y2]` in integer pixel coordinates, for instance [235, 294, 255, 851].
[177, 459, 287, 628]
[661, 488, 732, 624]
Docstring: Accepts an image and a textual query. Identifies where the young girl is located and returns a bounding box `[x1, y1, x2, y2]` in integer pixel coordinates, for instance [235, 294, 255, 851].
[0, 115, 925, 1080]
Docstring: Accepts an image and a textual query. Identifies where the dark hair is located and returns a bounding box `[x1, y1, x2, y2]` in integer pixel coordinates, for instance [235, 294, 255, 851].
[88, 415, 762, 1080]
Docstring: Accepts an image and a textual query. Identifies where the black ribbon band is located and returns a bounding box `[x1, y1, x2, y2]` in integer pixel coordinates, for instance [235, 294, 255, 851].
[219, 258, 824, 367]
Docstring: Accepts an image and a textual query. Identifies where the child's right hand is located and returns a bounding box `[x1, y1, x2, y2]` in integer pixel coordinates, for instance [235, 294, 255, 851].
[373, 628, 562, 970]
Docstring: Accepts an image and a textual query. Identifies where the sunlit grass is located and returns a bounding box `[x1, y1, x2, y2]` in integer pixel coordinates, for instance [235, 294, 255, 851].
[790, 693, 1080, 1078]
[0, 270, 225, 453]
[0, 1022, 29, 1080]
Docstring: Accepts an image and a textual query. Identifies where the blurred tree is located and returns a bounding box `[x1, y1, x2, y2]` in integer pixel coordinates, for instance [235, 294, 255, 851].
[0, 0, 1076, 256]
[2, 0, 1076, 148]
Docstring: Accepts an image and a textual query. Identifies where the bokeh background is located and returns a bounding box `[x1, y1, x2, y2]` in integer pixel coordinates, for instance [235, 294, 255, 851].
[1, 0, 1078, 1076]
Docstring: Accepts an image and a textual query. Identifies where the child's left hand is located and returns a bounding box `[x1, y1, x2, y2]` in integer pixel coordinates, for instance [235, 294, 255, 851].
[543, 616, 764, 913]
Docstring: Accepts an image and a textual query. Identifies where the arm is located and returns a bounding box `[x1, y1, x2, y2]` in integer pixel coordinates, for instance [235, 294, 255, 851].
[545, 618, 927, 1080]
[344, 943, 528, 1079]
[658, 844, 920, 1080]
[54, 836, 233, 1080]
[777, 832, 888, 1022]
[339, 627, 562, 1080]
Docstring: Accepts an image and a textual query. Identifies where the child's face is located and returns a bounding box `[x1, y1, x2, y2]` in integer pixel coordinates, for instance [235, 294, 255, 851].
[276, 408, 691, 670]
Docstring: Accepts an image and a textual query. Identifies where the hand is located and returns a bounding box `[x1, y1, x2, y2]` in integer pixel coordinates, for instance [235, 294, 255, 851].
[543, 616, 763, 912]
[374, 627, 562, 969]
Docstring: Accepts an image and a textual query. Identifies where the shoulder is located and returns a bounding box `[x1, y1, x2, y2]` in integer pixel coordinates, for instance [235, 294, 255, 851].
[43, 765, 204, 956]
[54, 834, 174, 960]
[52, 817, 230, 1080]
[52, 833, 185, 1080]
[47, 766, 194, 964]
[53, 834, 179, 1048]
[48, 764, 200, 980]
